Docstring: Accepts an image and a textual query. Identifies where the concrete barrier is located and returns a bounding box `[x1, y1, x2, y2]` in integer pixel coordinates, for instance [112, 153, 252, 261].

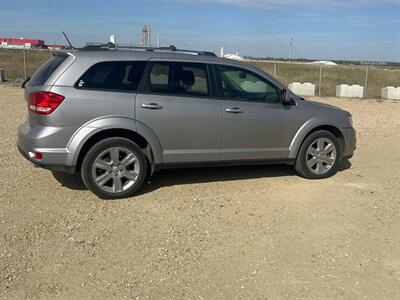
[241, 81, 268, 92]
[288, 82, 315, 96]
[336, 84, 364, 98]
[0, 69, 5, 82]
[381, 87, 400, 100]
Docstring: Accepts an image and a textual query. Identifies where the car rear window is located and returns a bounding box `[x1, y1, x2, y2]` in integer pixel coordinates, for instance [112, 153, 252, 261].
[29, 55, 67, 86]
[76, 61, 147, 92]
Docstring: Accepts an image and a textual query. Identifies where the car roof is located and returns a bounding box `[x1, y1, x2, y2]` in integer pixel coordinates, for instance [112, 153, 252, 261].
[62, 47, 250, 67]
[72, 49, 216, 62]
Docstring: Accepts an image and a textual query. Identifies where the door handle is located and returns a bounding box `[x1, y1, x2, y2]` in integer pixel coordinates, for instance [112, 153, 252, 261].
[225, 107, 243, 114]
[141, 103, 163, 110]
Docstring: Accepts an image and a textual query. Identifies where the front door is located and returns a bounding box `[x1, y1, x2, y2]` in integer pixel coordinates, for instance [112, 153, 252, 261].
[136, 61, 222, 163]
[215, 64, 295, 161]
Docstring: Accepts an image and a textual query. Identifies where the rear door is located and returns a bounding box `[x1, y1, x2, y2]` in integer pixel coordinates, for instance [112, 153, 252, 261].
[215, 64, 295, 161]
[135, 60, 222, 163]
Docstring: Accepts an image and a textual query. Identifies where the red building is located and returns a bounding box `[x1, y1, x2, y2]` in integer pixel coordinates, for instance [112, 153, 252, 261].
[0, 38, 45, 49]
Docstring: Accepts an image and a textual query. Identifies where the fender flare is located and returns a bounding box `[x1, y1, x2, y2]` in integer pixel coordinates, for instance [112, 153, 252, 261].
[288, 118, 344, 159]
[66, 116, 163, 166]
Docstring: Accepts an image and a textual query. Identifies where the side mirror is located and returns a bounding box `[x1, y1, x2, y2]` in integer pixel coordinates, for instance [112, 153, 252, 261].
[239, 72, 247, 79]
[281, 89, 292, 105]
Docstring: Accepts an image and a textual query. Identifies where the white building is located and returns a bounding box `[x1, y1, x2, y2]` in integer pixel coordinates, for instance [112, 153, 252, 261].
[313, 60, 337, 66]
[224, 53, 244, 61]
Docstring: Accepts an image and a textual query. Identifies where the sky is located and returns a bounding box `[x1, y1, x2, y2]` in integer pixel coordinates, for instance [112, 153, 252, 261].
[0, 0, 399, 61]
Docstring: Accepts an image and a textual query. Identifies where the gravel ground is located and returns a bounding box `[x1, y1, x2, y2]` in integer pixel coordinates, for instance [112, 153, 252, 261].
[1, 85, 399, 300]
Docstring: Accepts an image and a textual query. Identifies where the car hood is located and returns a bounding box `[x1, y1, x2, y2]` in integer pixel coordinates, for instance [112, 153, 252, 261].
[301, 99, 350, 115]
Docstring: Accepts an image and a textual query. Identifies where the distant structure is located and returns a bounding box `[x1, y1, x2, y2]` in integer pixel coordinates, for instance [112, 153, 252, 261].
[224, 52, 244, 61]
[220, 47, 224, 57]
[109, 35, 116, 45]
[313, 60, 337, 66]
[46, 44, 69, 50]
[141, 25, 151, 46]
[0, 38, 45, 49]
[288, 38, 293, 61]
[0, 37, 68, 50]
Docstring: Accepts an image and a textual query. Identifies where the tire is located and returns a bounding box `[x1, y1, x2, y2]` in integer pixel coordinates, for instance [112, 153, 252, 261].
[294, 130, 342, 179]
[81, 137, 148, 199]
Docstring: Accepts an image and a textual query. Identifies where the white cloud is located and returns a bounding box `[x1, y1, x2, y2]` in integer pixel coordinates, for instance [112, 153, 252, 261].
[173, 0, 399, 9]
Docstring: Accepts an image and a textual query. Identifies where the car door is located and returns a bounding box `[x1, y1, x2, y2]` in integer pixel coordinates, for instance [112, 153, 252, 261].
[215, 64, 295, 161]
[136, 60, 222, 163]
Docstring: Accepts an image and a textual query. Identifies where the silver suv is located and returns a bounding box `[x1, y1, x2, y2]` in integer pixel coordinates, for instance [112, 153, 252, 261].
[18, 45, 356, 199]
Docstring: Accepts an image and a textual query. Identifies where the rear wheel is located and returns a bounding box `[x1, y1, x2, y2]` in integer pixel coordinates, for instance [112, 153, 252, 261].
[295, 130, 341, 179]
[81, 137, 148, 199]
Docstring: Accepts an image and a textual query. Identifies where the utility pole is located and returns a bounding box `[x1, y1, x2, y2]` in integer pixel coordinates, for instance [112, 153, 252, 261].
[364, 65, 369, 98]
[288, 38, 293, 62]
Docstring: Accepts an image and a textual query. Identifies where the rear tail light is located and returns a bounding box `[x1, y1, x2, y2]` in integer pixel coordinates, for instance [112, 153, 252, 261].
[29, 91, 65, 115]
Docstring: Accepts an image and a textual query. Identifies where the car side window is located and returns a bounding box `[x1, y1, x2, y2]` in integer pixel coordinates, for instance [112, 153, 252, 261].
[76, 61, 147, 92]
[216, 65, 280, 103]
[146, 62, 210, 97]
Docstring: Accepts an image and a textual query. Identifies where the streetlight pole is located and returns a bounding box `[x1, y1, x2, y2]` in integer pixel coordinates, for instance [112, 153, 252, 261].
[319, 64, 323, 97]
[23, 45, 27, 80]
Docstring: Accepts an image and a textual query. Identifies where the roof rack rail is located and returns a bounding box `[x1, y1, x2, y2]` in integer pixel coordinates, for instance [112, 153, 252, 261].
[80, 43, 217, 57]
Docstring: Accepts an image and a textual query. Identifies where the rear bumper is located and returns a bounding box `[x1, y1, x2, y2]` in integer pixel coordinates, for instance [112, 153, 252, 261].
[17, 122, 76, 173]
[17, 144, 75, 173]
[342, 127, 356, 158]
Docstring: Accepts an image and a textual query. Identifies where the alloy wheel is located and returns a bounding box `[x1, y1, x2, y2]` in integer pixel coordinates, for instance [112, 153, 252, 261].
[91, 147, 140, 193]
[306, 137, 337, 175]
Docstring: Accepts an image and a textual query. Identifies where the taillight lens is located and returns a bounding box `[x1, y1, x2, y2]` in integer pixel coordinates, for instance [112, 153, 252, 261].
[29, 92, 65, 115]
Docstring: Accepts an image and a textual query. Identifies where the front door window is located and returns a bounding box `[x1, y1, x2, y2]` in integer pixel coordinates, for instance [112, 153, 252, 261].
[217, 65, 279, 103]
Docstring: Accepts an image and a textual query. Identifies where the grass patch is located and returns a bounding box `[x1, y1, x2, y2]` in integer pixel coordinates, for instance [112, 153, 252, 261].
[0, 48, 52, 81]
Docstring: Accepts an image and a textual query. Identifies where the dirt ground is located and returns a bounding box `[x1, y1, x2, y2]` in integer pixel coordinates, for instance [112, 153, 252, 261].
[1, 85, 399, 300]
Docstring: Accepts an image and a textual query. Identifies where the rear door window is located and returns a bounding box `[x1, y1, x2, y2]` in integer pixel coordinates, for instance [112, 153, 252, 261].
[145, 62, 210, 97]
[29, 55, 67, 86]
[76, 61, 147, 92]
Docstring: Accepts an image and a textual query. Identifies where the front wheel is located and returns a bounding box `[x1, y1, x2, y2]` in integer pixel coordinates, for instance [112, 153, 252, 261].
[81, 137, 148, 199]
[295, 130, 342, 179]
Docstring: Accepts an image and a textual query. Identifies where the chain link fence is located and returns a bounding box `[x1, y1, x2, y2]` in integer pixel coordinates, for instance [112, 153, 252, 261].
[0, 48, 52, 82]
[1, 48, 399, 99]
[250, 60, 400, 99]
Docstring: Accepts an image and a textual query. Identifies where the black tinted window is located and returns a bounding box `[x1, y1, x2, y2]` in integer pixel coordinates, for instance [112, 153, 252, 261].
[217, 65, 279, 103]
[146, 62, 210, 96]
[29, 55, 67, 86]
[77, 61, 147, 91]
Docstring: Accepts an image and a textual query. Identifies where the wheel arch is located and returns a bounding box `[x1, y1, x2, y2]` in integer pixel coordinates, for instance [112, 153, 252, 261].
[75, 128, 155, 174]
[67, 118, 163, 173]
[289, 123, 345, 159]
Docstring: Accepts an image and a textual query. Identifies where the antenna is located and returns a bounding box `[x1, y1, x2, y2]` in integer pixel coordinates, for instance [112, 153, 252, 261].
[62, 31, 75, 50]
